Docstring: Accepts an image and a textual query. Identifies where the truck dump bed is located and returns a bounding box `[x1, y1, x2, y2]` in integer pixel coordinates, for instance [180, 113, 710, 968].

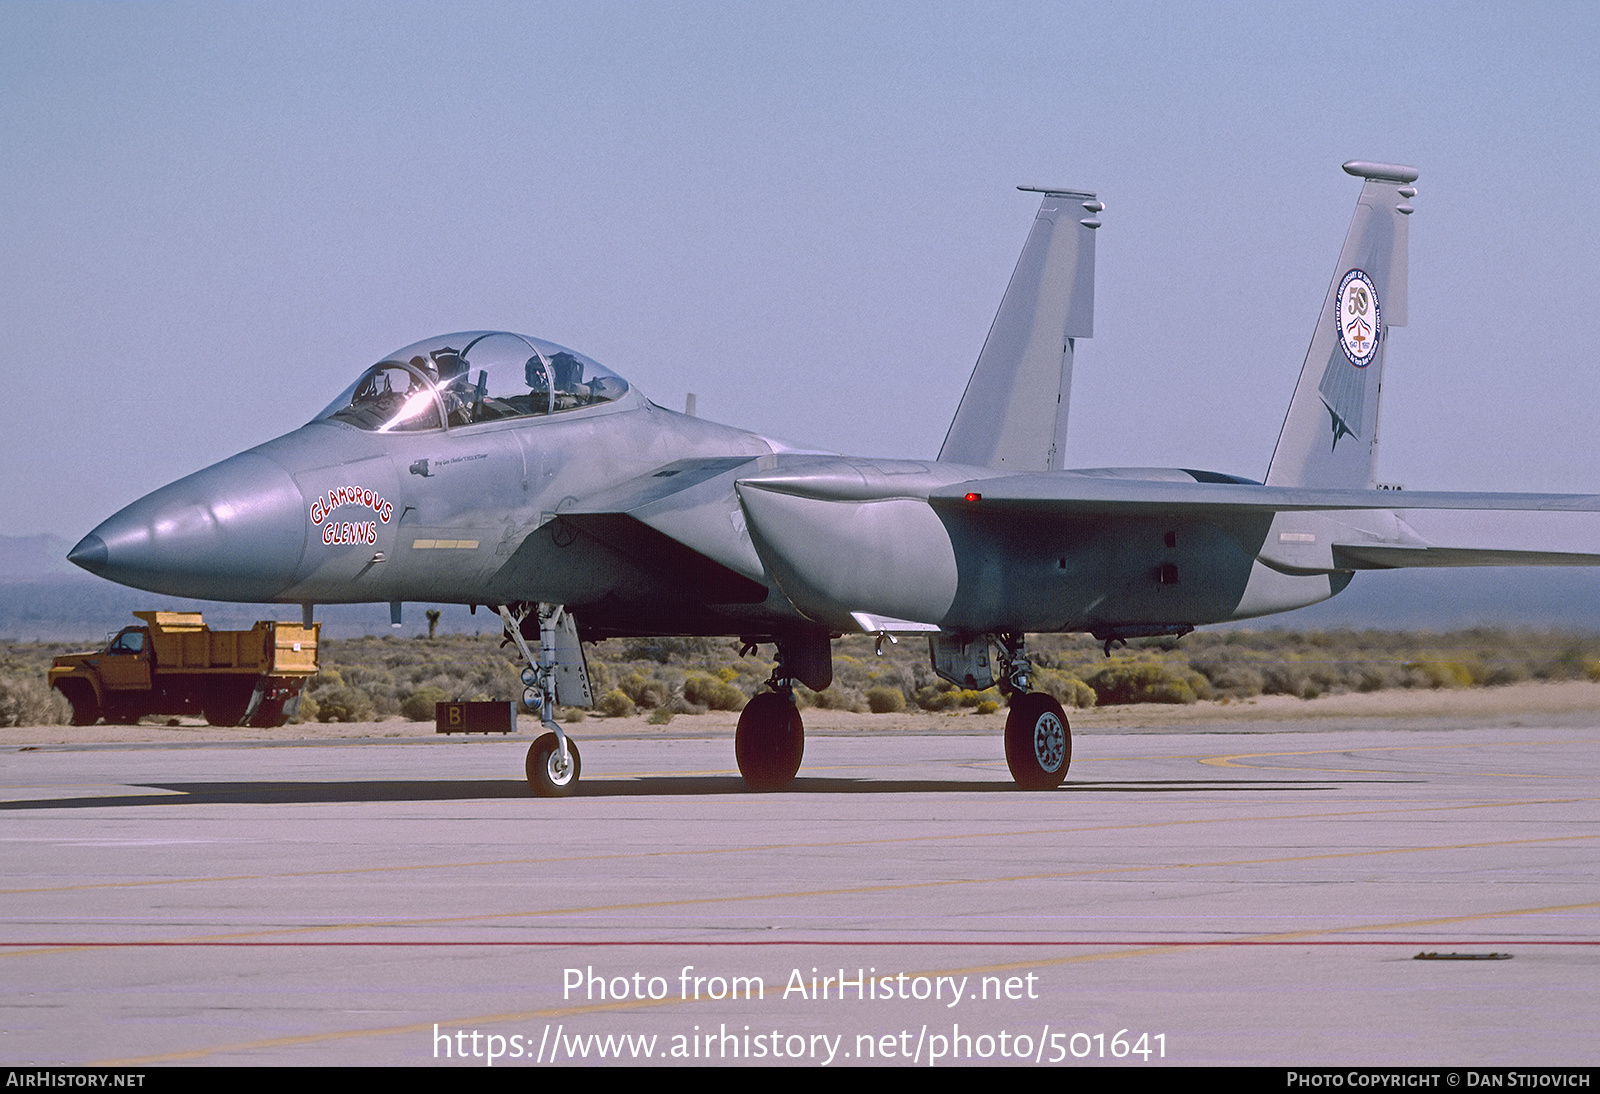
[133, 612, 320, 677]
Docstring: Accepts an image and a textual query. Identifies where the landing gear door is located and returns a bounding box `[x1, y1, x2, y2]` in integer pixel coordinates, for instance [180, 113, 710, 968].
[543, 606, 594, 709]
[930, 634, 993, 690]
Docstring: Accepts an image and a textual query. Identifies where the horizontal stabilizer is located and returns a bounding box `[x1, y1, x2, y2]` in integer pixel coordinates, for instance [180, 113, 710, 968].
[931, 476, 1600, 516]
[934, 475, 1600, 573]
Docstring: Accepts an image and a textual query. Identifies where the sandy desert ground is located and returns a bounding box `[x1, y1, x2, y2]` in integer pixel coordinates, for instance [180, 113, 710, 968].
[9, 679, 1600, 748]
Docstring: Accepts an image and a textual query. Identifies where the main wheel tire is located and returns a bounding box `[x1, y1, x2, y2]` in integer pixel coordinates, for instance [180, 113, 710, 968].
[735, 691, 804, 791]
[1004, 692, 1071, 790]
[526, 732, 582, 797]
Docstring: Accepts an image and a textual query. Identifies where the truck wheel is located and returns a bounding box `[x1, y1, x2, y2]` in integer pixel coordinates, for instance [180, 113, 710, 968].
[60, 684, 100, 727]
[203, 683, 252, 727]
[103, 702, 142, 726]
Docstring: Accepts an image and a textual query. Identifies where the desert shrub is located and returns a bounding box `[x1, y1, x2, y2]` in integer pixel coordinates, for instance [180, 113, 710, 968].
[1404, 655, 1476, 689]
[866, 685, 905, 713]
[597, 688, 636, 718]
[1033, 667, 1098, 708]
[619, 636, 726, 664]
[665, 694, 706, 715]
[0, 673, 66, 726]
[399, 686, 449, 722]
[618, 671, 672, 710]
[315, 686, 374, 723]
[309, 666, 345, 692]
[1189, 657, 1265, 697]
[647, 706, 674, 725]
[810, 685, 866, 712]
[682, 671, 746, 711]
[1086, 658, 1207, 705]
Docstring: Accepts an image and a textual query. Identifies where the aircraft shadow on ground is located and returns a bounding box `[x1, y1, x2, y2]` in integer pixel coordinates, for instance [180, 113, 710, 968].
[0, 776, 1357, 808]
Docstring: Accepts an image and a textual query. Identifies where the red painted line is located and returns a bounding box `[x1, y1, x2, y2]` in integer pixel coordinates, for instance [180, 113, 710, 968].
[3, 939, 1597, 948]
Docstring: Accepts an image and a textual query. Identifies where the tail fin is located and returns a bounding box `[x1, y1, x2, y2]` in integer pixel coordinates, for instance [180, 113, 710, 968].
[938, 186, 1100, 471]
[1264, 161, 1417, 488]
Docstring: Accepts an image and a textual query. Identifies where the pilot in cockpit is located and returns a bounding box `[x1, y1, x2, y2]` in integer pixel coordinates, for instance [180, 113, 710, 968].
[432, 348, 468, 384]
[428, 348, 475, 424]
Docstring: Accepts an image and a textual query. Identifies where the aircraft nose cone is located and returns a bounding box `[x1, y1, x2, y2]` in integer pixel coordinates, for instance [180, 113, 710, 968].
[67, 533, 109, 574]
[74, 452, 308, 600]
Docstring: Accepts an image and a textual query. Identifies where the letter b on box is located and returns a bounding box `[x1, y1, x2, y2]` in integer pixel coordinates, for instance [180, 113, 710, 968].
[436, 701, 515, 734]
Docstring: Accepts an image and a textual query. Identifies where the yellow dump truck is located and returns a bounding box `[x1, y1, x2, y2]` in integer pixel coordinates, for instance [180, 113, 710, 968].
[49, 612, 320, 727]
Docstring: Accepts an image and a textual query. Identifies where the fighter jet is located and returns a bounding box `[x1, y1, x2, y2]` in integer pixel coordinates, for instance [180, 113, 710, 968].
[68, 161, 1600, 795]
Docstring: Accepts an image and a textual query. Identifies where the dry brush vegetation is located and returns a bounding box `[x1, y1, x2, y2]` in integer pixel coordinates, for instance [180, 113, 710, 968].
[6, 627, 1600, 727]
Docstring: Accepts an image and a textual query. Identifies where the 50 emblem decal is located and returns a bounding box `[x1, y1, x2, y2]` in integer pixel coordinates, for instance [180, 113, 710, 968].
[1336, 268, 1380, 366]
[309, 486, 394, 528]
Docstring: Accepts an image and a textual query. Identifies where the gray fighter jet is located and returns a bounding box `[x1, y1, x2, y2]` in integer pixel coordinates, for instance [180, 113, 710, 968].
[69, 161, 1600, 795]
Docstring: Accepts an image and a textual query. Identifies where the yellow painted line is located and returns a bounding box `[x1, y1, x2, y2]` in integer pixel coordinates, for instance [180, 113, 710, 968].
[1201, 739, 1587, 771]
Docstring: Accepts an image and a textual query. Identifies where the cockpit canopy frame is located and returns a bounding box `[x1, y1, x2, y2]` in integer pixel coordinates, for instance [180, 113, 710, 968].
[314, 331, 632, 433]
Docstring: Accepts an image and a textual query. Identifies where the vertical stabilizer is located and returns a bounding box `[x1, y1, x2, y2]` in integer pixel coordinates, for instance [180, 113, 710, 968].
[939, 187, 1100, 471]
[1264, 161, 1417, 488]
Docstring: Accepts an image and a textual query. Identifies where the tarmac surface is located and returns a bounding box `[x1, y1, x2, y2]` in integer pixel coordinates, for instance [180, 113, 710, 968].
[2, 696, 1598, 1067]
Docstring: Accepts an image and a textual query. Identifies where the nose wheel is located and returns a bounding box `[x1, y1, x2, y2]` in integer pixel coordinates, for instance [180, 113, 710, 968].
[1004, 692, 1071, 790]
[527, 732, 582, 797]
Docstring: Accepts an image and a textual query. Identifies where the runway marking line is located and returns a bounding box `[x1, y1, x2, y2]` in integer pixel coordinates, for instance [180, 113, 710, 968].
[1199, 739, 1590, 773]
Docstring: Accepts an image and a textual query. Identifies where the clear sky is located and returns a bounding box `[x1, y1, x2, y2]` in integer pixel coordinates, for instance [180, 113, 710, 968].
[4, 1, 1598, 541]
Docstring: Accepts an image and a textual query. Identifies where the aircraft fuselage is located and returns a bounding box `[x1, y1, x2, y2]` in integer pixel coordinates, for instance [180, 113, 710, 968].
[72, 381, 1346, 645]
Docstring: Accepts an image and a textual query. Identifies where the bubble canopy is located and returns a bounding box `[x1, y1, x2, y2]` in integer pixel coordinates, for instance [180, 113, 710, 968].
[314, 332, 632, 433]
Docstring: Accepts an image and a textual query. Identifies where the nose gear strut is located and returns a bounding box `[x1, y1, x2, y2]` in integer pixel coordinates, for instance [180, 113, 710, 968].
[498, 602, 593, 796]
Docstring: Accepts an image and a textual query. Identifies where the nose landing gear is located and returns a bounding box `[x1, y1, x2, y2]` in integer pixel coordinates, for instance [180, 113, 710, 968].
[527, 732, 582, 797]
[500, 603, 591, 797]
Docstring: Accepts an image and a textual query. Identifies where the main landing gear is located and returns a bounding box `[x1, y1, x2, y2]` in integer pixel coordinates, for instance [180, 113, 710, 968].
[734, 642, 810, 791]
[1004, 692, 1071, 790]
[995, 633, 1071, 790]
[736, 690, 804, 791]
